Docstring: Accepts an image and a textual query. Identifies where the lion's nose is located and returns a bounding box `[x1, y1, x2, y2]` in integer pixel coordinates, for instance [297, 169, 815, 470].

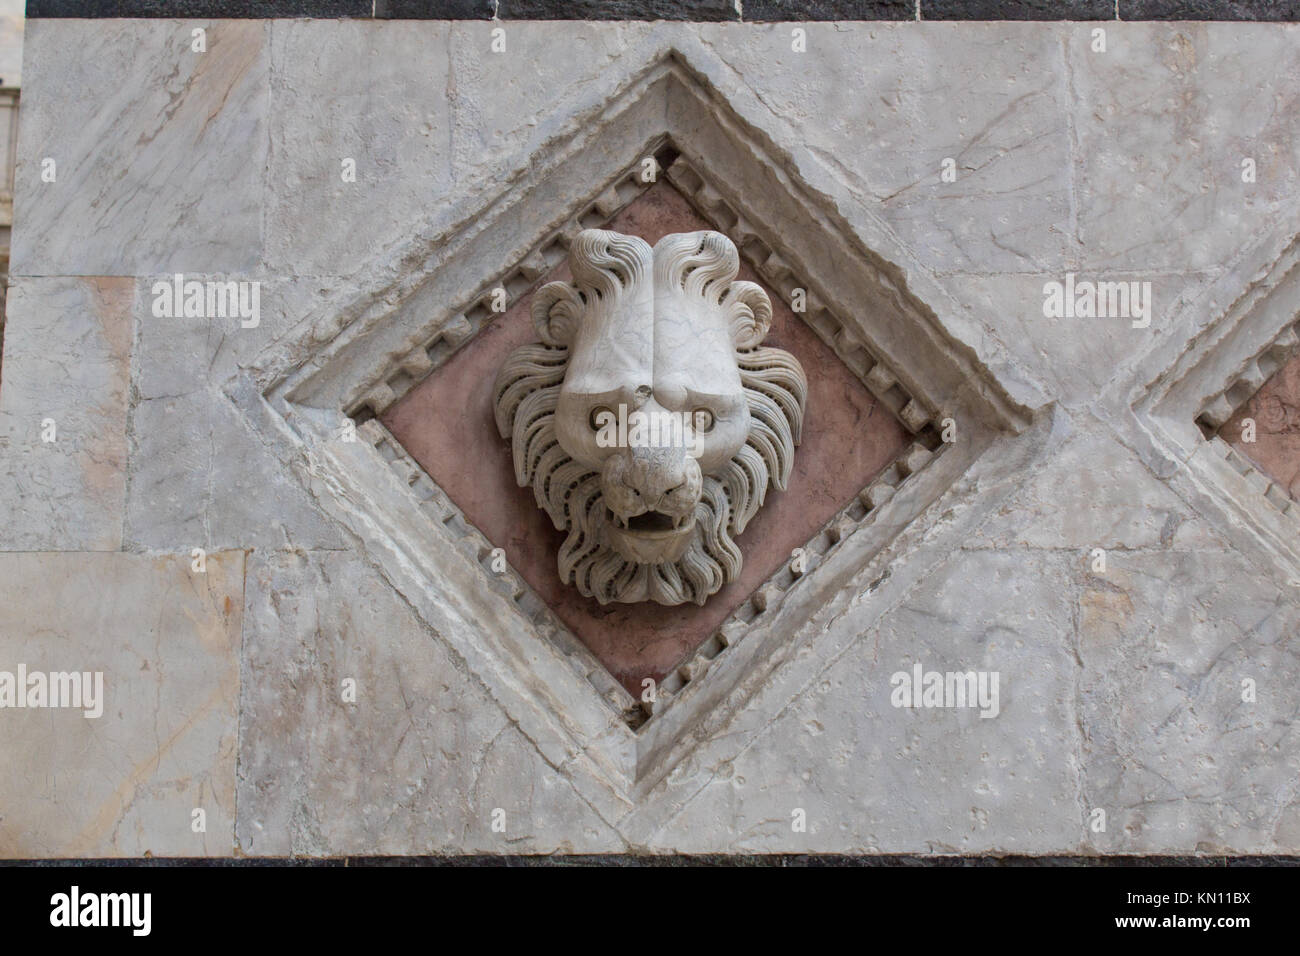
[645, 455, 702, 514]
[602, 447, 701, 521]
[632, 447, 693, 497]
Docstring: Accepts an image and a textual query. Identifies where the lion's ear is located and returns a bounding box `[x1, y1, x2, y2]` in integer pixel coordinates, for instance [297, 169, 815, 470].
[722, 280, 772, 350]
[531, 282, 584, 346]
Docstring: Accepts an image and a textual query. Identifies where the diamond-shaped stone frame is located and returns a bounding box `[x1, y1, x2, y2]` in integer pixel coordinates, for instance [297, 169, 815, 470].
[353, 147, 948, 729]
[227, 51, 1032, 812]
[1132, 231, 1300, 586]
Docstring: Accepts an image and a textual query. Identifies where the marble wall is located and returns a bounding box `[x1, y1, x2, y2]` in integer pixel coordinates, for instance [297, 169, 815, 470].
[3, 17, 1300, 858]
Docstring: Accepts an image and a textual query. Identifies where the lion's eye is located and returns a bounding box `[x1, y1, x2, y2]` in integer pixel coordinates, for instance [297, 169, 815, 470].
[589, 406, 614, 431]
[692, 408, 715, 433]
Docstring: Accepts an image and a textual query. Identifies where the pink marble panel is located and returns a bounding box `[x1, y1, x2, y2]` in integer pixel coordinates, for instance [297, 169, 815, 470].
[1222, 350, 1300, 501]
[384, 182, 910, 694]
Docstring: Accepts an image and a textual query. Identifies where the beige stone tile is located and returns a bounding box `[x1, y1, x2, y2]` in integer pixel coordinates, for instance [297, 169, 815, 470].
[0, 551, 243, 858]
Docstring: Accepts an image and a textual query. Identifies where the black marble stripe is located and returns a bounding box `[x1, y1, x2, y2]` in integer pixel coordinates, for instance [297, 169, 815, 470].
[926, 0, 1112, 18]
[28, 1, 372, 15]
[497, 0, 738, 18]
[1121, 0, 1300, 18]
[737, 1, 913, 19]
[376, 0, 495, 17]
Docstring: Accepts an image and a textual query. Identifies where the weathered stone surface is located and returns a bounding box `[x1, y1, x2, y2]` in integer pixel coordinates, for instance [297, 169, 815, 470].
[697, 22, 1073, 274]
[125, 272, 350, 551]
[263, 19, 454, 275]
[120, 1, 255, 14]
[251, 0, 370, 14]
[28, 1, 372, 12]
[125, 387, 346, 552]
[968, 417, 1228, 551]
[124, 272, 352, 552]
[949, 272, 1220, 407]
[237, 549, 625, 855]
[0, 551, 243, 858]
[23, 0, 1300, 18]
[1068, 23, 1300, 274]
[446, 21, 658, 200]
[11, 19, 268, 276]
[0, 277, 132, 551]
[378, 0, 494, 16]
[0, 0, 23, 88]
[1077, 549, 1300, 853]
[650, 550, 1081, 853]
[25, 0, 118, 15]
[22, 0, 1300, 19]
[134, 275, 343, 402]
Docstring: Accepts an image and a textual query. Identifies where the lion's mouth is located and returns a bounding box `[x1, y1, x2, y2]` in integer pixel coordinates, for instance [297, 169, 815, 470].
[607, 508, 694, 537]
[606, 507, 696, 564]
[621, 512, 691, 535]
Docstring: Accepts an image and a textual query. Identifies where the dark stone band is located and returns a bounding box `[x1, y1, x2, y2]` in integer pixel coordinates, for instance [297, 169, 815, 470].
[23, 0, 1300, 21]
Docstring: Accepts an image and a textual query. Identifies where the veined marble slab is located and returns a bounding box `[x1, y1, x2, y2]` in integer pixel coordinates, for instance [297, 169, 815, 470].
[0, 551, 243, 858]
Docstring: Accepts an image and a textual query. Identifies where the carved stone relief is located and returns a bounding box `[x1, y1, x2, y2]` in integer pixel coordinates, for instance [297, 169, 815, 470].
[493, 228, 807, 606]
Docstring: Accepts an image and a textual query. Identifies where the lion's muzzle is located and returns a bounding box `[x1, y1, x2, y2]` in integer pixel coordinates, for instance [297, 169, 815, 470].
[601, 446, 702, 564]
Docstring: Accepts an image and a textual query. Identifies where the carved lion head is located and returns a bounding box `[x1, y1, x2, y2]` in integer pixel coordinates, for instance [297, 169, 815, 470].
[493, 228, 807, 606]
